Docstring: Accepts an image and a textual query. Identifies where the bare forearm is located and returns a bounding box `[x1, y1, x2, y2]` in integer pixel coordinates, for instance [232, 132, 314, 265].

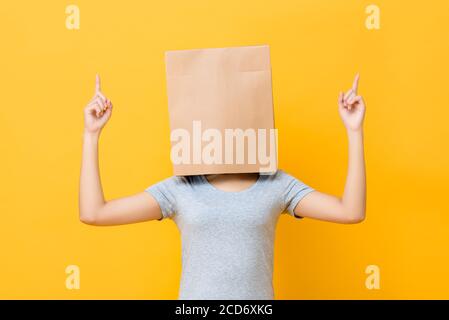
[341, 129, 366, 221]
[79, 131, 105, 221]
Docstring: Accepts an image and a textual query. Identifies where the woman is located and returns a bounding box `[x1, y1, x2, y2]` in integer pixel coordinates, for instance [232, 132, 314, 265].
[79, 74, 366, 299]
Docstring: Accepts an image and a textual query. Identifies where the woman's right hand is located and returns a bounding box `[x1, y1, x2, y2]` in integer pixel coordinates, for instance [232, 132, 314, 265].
[84, 74, 113, 134]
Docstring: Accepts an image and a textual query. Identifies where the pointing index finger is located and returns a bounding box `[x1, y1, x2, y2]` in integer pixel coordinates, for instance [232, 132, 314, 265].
[95, 74, 101, 93]
[352, 73, 360, 94]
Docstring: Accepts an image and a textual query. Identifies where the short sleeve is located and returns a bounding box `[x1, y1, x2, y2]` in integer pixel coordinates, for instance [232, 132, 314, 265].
[278, 170, 315, 219]
[145, 176, 180, 220]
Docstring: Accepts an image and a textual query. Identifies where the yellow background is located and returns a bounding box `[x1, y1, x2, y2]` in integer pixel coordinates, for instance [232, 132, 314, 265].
[1, 0, 448, 299]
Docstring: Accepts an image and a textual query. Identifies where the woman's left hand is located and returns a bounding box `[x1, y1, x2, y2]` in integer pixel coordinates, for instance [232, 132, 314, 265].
[338, 73, 366, 132]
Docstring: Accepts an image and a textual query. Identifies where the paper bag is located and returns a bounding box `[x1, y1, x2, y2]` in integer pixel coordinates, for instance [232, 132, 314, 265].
[165, 45, 277, 176]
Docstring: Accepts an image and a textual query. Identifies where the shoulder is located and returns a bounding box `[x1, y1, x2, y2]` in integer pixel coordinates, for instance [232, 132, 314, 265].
[260, 169, 296, 185]
[148, 175, 203, 191]
[259, 169, 312, 194]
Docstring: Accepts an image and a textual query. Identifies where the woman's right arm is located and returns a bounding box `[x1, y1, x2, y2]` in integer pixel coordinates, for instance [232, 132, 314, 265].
[79, 75, 162, 226]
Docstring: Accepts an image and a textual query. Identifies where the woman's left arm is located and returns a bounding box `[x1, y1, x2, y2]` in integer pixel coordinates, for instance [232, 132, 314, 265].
[295, 74, 366, 224]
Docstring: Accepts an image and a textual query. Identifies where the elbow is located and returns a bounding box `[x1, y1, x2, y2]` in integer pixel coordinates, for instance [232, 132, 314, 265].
[345, 216, 365, 224]
[79, 202, 107, 225]
[342, 211, 366, 224]
[79, 211, 98, 225]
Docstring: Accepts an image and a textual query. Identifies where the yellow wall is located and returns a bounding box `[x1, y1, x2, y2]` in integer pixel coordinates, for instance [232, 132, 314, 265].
[1, 0, 448, 299]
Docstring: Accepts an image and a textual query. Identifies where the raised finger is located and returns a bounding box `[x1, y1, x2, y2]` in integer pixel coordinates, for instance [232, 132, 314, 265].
[352, 73, 360, 94]
[95, 74, 101, 93]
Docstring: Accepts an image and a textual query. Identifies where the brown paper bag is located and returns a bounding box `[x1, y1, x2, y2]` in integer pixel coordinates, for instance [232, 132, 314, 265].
[165, 45, 277, 176]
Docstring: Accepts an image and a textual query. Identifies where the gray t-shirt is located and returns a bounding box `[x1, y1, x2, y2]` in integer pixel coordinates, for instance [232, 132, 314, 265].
[145, 169, 314, 300]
